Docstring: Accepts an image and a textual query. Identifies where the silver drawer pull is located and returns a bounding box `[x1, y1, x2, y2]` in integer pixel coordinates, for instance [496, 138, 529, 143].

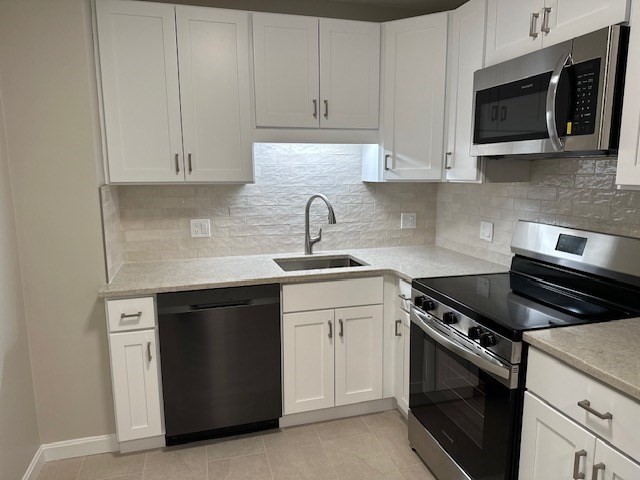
[529, 12, 540, 38]
[573, 450, 587, 480]
[328, 320, 333, 339]
[339, 319, 344, 338]
[591, 463, 605, 480]
[398, 294, 410, 300]
[578, 400, 613, 420]
[395, 320, 402, 336]
[147, 341, 153, 362]
[120, 311, 142, 320]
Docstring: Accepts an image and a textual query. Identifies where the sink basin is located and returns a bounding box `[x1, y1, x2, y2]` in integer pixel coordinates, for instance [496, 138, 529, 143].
[274, 255, 368, 272]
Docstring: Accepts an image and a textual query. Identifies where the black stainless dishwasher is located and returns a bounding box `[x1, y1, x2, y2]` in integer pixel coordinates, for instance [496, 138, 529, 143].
[157, 284, 281, 446]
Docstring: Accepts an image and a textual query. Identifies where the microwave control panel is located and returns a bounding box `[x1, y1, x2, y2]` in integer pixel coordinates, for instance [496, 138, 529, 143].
[568, 58, 601, 136]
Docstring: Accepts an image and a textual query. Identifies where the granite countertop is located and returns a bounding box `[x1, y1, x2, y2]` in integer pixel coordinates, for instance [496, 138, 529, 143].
[525, 318, 640, 401]
[99, 245, 508, 298]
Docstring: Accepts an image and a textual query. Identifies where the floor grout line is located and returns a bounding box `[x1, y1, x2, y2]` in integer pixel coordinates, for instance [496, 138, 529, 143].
[261, 437, 276, 480]
[141, 450, 148, 480]
[313, 423, 341, 480]
[74, 455, 86, 480]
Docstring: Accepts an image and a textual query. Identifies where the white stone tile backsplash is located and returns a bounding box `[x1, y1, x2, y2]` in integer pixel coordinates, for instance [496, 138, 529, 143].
[436, 158, 640, 266]
[115, 144, 438, 262]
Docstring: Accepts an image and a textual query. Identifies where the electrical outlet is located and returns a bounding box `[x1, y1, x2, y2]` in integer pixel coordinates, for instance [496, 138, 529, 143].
[190, 219, 211, 238]
[401, 213, 417, 230]
[480, 221, 494, 242]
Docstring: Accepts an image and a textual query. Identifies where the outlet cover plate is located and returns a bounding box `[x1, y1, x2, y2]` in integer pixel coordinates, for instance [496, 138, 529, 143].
[190, 219, 211, 238]
[480, 221, 494, 242]
[401, 213, 417, 230]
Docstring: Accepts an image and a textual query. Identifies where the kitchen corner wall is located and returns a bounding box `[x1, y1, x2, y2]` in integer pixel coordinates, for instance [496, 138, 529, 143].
[436, 157, 640, 266]
[113, 144, 438, 262]
[101, 185, 123, 282]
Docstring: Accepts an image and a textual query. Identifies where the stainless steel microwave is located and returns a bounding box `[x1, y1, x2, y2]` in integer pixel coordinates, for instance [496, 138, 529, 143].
[471, 26, 629, 158]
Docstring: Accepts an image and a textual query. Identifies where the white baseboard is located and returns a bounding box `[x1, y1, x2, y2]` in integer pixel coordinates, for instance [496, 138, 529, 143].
[22, 446, 45, 480]
[280, 397, 395, 428]
[42, 434, 118, 462]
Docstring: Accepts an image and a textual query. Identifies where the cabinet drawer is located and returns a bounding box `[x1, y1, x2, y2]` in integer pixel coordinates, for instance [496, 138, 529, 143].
[282, 277, 383, 313]
[527, 347, 640, 462]
[106, 297, 156, 332]
[398, 279, 411, 313]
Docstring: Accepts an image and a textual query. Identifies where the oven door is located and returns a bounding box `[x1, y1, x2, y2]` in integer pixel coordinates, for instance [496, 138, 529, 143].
[409, 307, 520, 480]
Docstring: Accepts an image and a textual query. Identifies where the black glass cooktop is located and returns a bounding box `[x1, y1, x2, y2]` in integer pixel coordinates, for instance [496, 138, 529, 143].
[413, 272, 640, 341]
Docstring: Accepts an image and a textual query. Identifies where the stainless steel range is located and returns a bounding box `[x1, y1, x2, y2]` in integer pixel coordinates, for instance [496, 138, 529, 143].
[408, 221, 640, 480]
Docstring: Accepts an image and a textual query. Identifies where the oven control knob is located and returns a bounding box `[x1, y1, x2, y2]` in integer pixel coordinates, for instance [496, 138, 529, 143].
[422, 299, 436, 311]
[480, 333, 497, 348]
[442, 312, 457, 325]
[468, 326, 483, 340]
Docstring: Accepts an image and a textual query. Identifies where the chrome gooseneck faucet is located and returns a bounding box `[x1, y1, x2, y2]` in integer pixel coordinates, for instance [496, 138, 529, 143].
[305, 194, 337, 255]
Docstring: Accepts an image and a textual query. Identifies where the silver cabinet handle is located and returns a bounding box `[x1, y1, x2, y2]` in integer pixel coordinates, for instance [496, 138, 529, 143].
[384, 154, 393, 171]
[175, 153, 180, 174]
[398, 294, 410, 300]
[541, 6, 551, 33]
[578, 400, 613, 420]
[120, 311, 142, 320]
[339, 319, 344, 337]
[147, 341, 152, 362]
[445, 152, 452, 170]
[591, 463, 605, 480]
[324, 100, 329, 119]
[573, 450, 587, 480]
[188, 153, 193, 174]
[395, 320, 402, 337]
[328, 320, 333, 339]
[529, 12, 540, 38]
[313, 99, 318, 119]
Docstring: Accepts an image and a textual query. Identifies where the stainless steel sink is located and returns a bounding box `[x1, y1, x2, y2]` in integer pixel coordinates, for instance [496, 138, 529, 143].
[274, 255, 368, 272]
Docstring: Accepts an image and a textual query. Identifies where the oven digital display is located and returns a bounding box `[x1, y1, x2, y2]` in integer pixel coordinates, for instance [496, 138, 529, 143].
[555, 234, 588, 256]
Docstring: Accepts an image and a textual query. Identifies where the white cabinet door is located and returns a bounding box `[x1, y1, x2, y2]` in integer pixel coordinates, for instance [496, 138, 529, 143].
[519, 392, 596, 480]
[444, 0, 486, 182]
[109, 330, 163, 442]
[335, 305, 383, 406]
[617, 0, 640, 189]
[96, 0, 184, 183]
[485, 0, 543, 66]
[542, 0, 629, 49]
[283, 310, 335, 414]
[253, 13, 320, 128]
[176, 7, 253, 183]
[319, 19, 380, 129]
[382, 13, 448, 181]
[394, 311, 410, 415]
[402, 322, 410, 412]
[594, 439, 640, 480]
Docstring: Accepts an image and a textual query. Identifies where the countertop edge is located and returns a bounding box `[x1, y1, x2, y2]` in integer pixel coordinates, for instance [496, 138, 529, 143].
[524, 333, 640, 402]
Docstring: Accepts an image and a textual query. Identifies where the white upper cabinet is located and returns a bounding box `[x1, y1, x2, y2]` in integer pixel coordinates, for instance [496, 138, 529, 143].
[96, 1, 254, 184]
[176, 6, 253, 183]
[542, 0, 629, 48]
[334, 305, 383, 406]
[382, 13, 448, 181]
[485, 0, 543, 66]
[444, 0, 487, 183]
[617, 0, 640, 189]
[319, 19, 380, 129]
[253, 13, 381, 129]
[252, 13, 320, 128]
[96, 0, 184, 183]
[485, 0, 629, 66]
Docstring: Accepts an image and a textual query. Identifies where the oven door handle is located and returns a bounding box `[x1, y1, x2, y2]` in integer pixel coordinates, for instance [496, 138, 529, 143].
[411, 306, 511, 380]
[546, 52, 573, 151]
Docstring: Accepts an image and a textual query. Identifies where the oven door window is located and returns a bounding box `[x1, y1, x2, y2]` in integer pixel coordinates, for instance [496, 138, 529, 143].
[410, 323, 518, 480]
[474, 70, 570, 145]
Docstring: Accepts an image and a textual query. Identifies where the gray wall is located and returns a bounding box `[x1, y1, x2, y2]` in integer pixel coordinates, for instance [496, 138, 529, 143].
[437, 158, 638, 266]
[0, 89, 40, 480]
[0, 0, 115, 443]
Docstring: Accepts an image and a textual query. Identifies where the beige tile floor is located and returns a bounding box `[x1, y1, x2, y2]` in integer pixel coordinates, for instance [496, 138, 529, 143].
[36, 410, 436, 480]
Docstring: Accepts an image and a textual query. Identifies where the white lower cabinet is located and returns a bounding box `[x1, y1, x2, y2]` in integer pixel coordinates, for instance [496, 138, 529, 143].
[109, 330, 163, 442]
[282, 310, 336, 414]
[521, 348, 640, 480]
[282, 278, 384, 415]
[335, 305, 383, 406]
[519, 392, 596, 480]
[393, 309, 410, 415]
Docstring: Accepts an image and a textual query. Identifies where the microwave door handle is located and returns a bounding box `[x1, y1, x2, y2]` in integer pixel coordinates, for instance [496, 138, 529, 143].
[546, 52, 573, 151]
[410, 306, 511, 380]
